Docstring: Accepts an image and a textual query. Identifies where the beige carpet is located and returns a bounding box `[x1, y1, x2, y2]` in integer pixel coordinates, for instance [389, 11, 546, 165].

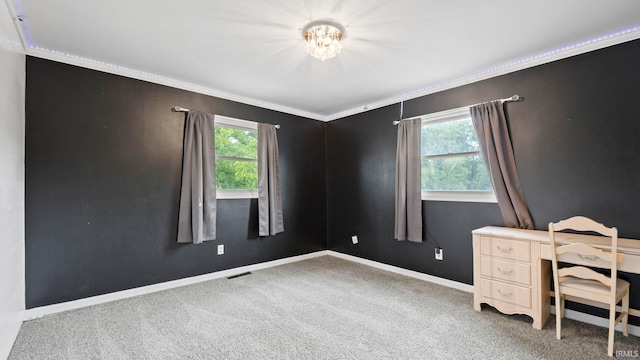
[9, 255, 640, 359]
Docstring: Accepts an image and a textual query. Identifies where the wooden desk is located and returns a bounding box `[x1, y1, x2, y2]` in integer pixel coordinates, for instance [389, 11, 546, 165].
[472, 226, 640, 330]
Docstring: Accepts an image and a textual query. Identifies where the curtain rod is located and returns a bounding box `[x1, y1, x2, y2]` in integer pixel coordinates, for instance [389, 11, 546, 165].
[172, 106, 280, 129]
[392, 95, 521, 125]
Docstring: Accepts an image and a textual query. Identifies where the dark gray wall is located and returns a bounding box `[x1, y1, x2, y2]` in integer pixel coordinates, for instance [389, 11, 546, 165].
[326, 39, 640, 323]
[26, 39, 640, 326]
[25, 57, 327, 308]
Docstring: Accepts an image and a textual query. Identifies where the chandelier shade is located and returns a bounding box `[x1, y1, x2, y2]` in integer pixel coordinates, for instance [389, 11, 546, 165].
[302, 20, 345, 61]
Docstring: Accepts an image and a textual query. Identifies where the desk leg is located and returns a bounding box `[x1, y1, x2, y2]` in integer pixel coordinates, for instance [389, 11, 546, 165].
[539, 259, 551, 328]
[531, 257, 551, 330]
[531, 243, 551, 330]
[473, 234, 482, 312]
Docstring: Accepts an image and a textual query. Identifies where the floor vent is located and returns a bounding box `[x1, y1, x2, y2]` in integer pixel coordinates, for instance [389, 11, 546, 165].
[227, 272, 252, 280]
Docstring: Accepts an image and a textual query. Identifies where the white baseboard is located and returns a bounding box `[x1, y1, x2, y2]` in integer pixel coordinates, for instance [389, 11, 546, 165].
[329, 251, 640, 336]
[24, 249, 640, 338]
[23, 250, 473, 321]
[326, 250, 475, 293]
[551, 306, 640, 337]
[24, 250, 329, 321]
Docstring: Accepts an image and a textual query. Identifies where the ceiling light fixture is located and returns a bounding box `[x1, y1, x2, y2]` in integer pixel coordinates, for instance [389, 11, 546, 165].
[302, 20, 345, 61]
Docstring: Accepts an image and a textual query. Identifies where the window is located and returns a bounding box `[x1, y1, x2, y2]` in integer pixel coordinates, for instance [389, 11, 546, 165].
[214, 115, 258, 199]
[420, 107, 496, 202]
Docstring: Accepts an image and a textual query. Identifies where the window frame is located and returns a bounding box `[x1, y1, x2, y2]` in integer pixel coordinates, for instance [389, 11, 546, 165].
[214, 115, 259, 199]
[419, 107, 497, 203]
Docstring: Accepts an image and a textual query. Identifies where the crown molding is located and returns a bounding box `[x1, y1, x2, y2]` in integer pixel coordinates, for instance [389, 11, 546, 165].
[24, 46, 328, 121]
[18, 23, 640, 123]
[1, 0, 25, 54]
[324, 26, 640, 121]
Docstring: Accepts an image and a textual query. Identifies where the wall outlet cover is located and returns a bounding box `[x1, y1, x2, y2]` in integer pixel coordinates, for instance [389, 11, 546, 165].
[435, 248, 443, 261]
[351, 235, 358, 244]
[217, 244, 224, 255]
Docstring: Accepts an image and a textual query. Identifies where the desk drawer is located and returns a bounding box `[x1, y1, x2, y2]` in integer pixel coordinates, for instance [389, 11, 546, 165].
[481, 278, 531, 308]
[481, 257, 531, 286]
[480, 236, 530, 262]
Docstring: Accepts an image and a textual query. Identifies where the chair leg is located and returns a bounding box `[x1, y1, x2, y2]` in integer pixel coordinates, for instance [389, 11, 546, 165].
[555, 294, 562, 340]
[623, 292, 630, 337]
[608, 305, 616, 357]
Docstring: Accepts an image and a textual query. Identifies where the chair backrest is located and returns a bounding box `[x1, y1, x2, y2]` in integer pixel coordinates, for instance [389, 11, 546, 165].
[548, 216, 619, 289]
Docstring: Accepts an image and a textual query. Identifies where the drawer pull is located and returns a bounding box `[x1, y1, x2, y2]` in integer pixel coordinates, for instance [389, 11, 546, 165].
[496, 246, 513, 254]
[498, 289, 513, 298]
[497, 267, 513, 276]
[578, 255, 598, 262]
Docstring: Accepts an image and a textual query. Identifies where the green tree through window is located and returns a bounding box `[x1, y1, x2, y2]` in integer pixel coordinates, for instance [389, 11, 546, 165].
[421, 116, 492, 193]
[215, 126, 258, 190]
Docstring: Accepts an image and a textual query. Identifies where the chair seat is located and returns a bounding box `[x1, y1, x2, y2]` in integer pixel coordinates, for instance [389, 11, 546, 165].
[560, 277, 629, 298]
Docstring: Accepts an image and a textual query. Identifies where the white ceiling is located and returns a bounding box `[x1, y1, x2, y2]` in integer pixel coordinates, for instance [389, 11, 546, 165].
[7, 0, 640, 120]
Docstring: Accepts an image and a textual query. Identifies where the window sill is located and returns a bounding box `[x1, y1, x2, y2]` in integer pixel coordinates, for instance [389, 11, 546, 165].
[217, 189, 258, 199]
[422, 190, 497, 203]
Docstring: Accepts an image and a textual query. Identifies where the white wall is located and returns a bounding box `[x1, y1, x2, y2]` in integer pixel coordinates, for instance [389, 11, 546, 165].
[0, 1, 25, 358]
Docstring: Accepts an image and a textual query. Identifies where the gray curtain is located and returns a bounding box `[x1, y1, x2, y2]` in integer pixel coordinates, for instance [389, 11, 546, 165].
[470, 101, 534, 229]
[394, 118, 422, 242]
[258, 123, 284, 236]
[177, 111, 217, 243]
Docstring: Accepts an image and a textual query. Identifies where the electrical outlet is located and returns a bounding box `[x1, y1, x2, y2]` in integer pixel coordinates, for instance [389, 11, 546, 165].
[435, 248, 443, 261]
[217, 244, 224, 255]
[351, 235, 358, 244]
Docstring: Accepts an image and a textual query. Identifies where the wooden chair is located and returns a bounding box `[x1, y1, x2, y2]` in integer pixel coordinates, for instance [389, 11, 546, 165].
[549, 216, 629, 357]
